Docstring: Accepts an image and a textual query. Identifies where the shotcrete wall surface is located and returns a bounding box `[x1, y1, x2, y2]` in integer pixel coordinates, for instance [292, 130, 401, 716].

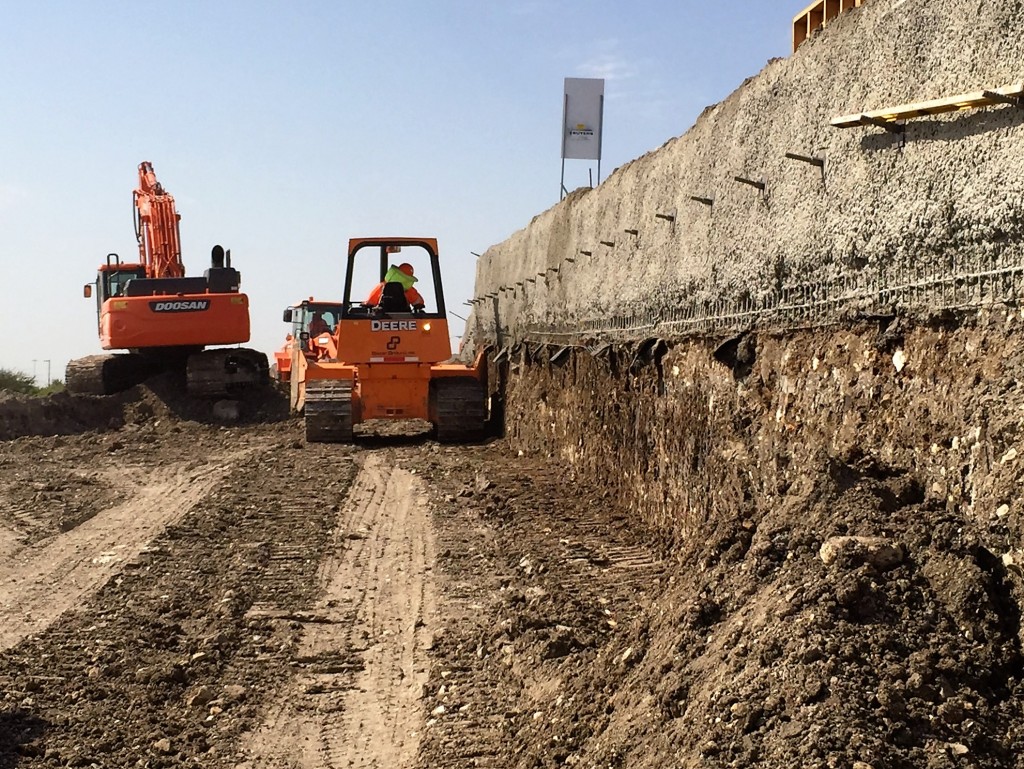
[469, 0, 1024, 336]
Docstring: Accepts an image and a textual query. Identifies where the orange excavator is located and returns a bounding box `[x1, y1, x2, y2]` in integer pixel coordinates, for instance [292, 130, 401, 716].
[287, 237, 488, 442]
[66, 162, 268, 396]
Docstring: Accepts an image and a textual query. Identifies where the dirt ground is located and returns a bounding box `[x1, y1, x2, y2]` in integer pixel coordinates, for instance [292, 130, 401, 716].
[0, 381, 661, 769]
[0, 354, 1022, 768]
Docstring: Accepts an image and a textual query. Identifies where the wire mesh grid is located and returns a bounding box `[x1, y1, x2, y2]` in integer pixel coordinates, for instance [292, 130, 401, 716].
[475, 250, 1024, 346]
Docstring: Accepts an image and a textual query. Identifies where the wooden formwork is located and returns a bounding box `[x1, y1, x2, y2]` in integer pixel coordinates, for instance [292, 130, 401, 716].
[793, 0, 865, 52]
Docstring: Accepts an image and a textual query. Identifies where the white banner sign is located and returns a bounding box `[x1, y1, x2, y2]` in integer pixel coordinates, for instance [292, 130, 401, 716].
[562, 77, 604, 161]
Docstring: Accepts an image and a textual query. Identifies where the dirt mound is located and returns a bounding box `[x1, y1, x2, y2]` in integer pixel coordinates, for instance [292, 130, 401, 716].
[535, 455, 1023, 768]
[0, 373, 288, 441]
[0, 390, 126, 441]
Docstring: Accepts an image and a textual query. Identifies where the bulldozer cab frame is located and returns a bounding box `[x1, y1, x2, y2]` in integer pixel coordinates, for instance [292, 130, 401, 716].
[340, 237, 447, 320]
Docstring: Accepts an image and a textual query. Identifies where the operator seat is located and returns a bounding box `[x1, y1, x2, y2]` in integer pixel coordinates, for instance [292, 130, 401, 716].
[379, 281, 412, 313]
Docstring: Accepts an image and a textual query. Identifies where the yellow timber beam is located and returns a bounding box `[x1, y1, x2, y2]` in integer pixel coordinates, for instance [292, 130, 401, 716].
[832, 82, 1024, 129]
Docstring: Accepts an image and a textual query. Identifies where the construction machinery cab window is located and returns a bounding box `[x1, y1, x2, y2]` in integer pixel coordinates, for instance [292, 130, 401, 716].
[100, 265, 146, 301]
[341, 240, 446, 320]
[295, 303, 342, 344]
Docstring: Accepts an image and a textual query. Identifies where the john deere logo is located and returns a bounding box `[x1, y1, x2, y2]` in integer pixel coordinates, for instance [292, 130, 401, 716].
[372, 320, 417, 331]
[386, 336, 401, 351]
[150, 300, 210, 313]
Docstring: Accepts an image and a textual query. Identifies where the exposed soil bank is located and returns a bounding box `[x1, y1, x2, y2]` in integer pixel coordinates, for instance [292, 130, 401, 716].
[494, 307, 1024, 767]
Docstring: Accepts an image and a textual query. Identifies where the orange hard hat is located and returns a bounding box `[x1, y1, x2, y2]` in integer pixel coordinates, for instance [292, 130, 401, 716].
[398, 263, 414, 276]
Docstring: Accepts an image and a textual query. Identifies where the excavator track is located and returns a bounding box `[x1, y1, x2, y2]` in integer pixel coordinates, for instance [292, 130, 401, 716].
[186, 348, 269, 398]
[65, 354, 162, 396]
[432, 378, 488, 443]
[304, 380, 355, 443]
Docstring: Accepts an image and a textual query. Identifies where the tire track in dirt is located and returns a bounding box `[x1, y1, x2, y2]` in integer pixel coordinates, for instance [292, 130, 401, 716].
[0, 520, 20, 563]
[0, 448, 253, 652]
[244, 452, 438, 769]
[409, 445, 668, 769]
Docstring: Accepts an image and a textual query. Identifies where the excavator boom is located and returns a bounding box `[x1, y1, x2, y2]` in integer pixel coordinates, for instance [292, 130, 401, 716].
[134, 161, 185, 279]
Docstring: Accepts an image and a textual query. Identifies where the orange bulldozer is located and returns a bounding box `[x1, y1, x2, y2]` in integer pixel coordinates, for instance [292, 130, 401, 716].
[284, 237, 488, 443]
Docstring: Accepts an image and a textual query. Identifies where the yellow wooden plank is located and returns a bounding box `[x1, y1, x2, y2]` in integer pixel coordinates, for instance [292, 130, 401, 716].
[831, 82, 1024, 128]
[790, 19, 806, 51]
[792, 0, 826, 21]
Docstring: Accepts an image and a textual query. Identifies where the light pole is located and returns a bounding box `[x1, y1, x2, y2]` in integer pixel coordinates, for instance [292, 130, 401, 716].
[44, 360, 51, 387]
[32, 359, 38, 387]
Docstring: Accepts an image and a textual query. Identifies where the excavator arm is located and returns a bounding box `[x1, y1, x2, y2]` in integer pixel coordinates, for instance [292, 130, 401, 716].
[134, 161, 184, 279]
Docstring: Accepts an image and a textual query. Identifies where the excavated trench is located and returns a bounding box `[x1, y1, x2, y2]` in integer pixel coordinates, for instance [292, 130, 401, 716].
[454, 1, 1024, 758]
[485, 307, 1024, 767]
[5, 1, 1024, 764]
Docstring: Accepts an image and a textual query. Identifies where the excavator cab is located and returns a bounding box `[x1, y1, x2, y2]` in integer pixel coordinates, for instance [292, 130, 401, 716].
[273, 301, 343, 383]
[95, 254, 147, 300]
[290, 237, 488, 443]
[85, 254, 148, 332]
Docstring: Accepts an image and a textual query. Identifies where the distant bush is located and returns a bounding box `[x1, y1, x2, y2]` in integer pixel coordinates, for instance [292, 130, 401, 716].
[0, 368, 38, 395]
[37, 380, 65, 396]
[0, 368, 63, 396]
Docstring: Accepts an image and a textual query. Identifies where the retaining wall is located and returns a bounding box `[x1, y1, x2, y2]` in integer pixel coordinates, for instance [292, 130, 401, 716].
[467, 0, 1024, 347]
[463, 5, 1024, 759]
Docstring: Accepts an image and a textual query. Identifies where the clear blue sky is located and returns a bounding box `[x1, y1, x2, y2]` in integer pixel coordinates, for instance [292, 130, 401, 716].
[0, 1, 788, 384]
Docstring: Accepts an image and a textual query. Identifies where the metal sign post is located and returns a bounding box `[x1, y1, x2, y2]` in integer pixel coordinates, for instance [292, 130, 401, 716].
[561, 77, 605, 200]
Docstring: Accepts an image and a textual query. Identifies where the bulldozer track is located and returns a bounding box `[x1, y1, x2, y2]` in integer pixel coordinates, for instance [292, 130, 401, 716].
[244, 453, 437, 769]
[305, 379, 355, 443]
[0, 501, 45, 547]
[243, 498, 340, 614]
[186, 347, 269, 397]
[0, 449, 251, 652]
[432, 377, 488, 443]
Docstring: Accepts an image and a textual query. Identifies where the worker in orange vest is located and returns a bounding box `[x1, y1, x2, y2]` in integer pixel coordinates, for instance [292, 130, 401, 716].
[307, 311, 330, 337]
[366, 262, 425, 310]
